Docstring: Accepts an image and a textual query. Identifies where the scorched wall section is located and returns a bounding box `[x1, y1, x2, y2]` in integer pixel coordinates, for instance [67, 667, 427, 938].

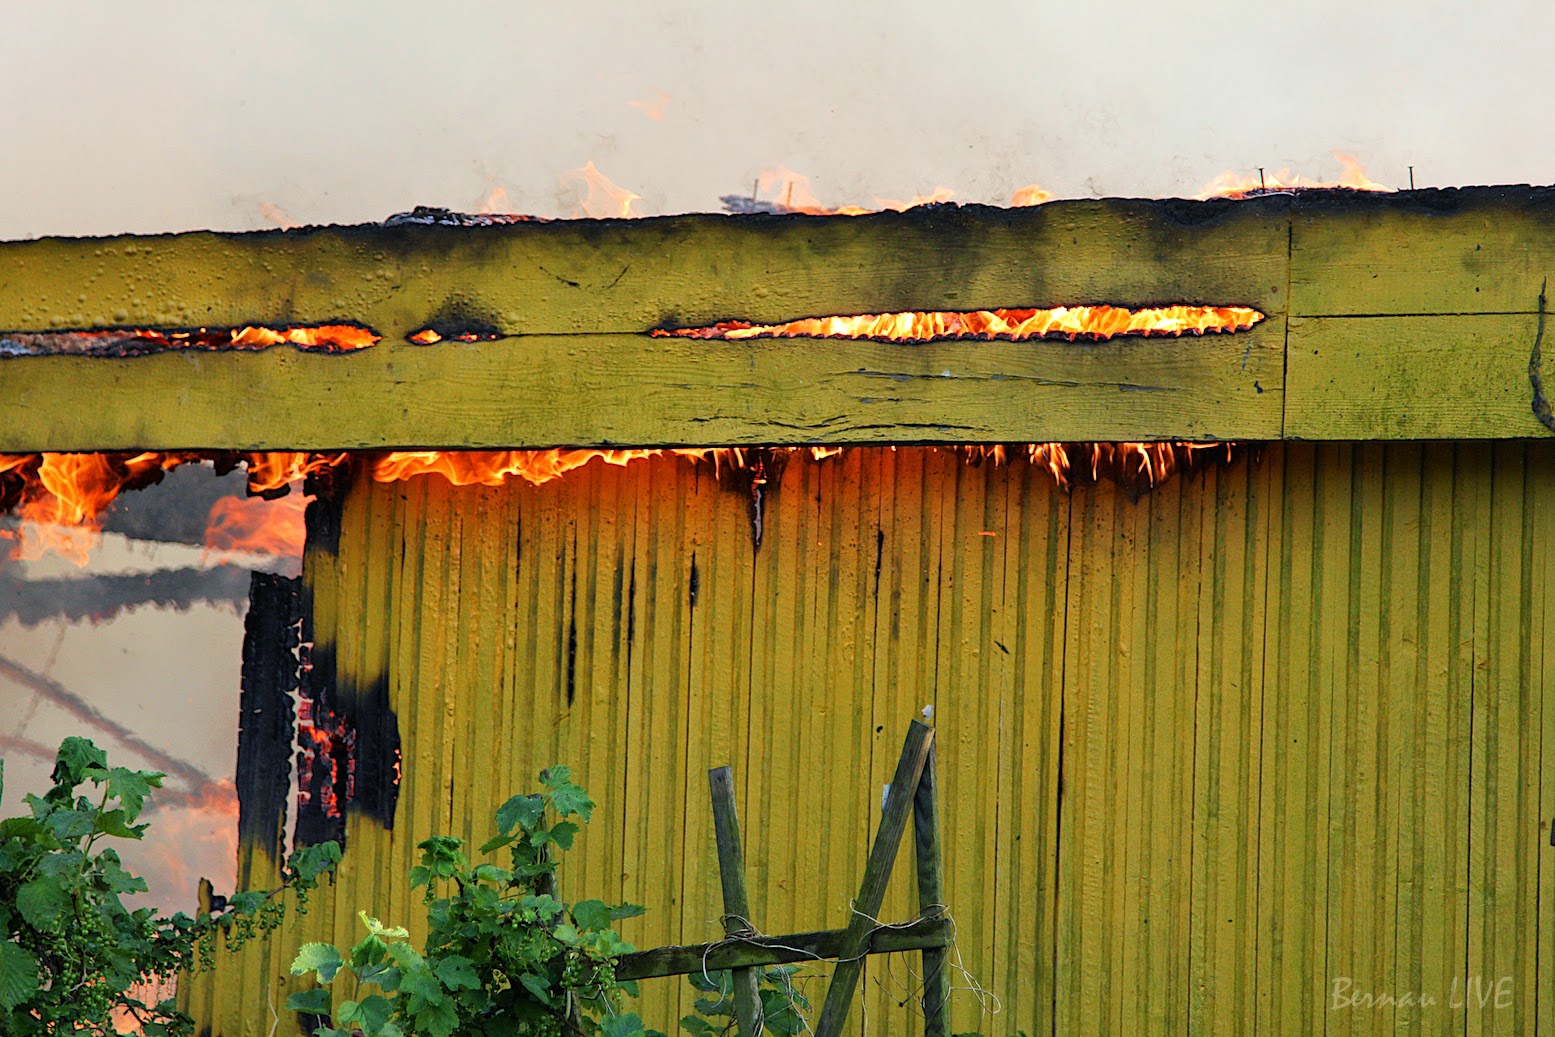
[183, 443, 1555, 1037]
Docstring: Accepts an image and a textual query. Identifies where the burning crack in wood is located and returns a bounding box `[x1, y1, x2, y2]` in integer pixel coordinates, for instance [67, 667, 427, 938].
[0, 323, 378, 358]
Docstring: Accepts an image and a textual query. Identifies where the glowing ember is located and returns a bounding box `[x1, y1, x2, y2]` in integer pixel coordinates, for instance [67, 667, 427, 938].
[1195, 151, 1391, 199]
[562, 161, 642, 218]
[406, 329, 502, 345]
[655, 304, 1264, 343]
[0, 324, 378, 358]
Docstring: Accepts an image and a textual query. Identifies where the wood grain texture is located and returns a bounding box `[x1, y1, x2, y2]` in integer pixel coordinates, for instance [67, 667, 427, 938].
[1290, 187, 1555, 316]
[1284, 314, 1550, 439]
[0, 324, 1283, 451]
[0, 200, 1288, 337]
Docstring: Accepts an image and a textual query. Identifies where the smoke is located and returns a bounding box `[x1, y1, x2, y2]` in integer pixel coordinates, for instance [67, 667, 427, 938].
[0, 566, 252, 627]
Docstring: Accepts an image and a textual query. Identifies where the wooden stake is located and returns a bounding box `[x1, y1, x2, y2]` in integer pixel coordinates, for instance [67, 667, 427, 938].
[914, 740, 951, 1037]
[709, 766, 762, 1037]
[813, 720, 935, 1037]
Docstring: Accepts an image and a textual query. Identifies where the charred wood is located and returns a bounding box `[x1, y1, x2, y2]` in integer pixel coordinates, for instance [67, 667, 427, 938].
[235, 573, 300, 862]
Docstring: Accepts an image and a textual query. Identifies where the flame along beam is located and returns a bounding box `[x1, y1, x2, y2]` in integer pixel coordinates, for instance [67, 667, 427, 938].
[0, 187, 1552, 451]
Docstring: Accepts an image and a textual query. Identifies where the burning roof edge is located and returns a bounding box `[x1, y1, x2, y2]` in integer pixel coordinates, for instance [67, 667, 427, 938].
[1, 186, 1553, 451]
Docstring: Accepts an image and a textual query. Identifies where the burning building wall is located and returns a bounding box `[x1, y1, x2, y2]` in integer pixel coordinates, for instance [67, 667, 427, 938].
[3, 187, 1554, 1034]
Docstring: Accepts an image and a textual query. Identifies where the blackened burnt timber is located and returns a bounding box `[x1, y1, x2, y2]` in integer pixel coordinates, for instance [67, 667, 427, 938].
[0, 186, 1553, 447]
[291, 489, 400, 850]
[235, 573, 300, 863]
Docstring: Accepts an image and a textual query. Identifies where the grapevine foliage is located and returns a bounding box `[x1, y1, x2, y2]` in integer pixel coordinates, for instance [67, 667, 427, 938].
[289, 766, 662, 1037]
[679, 965, 810, 1037]
[0, 737, 340, 1036]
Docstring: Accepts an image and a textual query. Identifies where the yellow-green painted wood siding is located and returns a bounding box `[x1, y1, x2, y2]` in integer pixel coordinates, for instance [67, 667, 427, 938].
[185, 443, 1553, 1036]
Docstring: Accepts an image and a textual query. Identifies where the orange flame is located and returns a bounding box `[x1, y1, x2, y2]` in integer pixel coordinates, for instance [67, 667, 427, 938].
[478, 183, 511, 214]
[1195, 151, 1391, 199]
[754, 166, 957, 216]
[3, 442, 1247, 565]
[0, 324, 378, 357]
[656, 304, 1263, 343]
[0, 452, 198, 565]
[373, 447, 810, 488]
[562, 161, 642, 219]
[203, 491, 308, 560]
[243, 451, 347, 495]
[1010, 184, 1054, 206]
[257, 202, 300, 230]
[372, 443, 1240, 496]
[752, 168, 1050, 214]
[0, 452, 337, 566]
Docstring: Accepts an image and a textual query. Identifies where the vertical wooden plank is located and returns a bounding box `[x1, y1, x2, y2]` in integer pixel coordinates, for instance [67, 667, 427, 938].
[1469, 443, 1539, 1034]
[989, 458, 1066, 1037]
[681, 458, 757, 1018]
[813, 448, 877, 1014]
[622, 455, 692, 1028]
[1462, 442, 1495, 1037]
[1424, 441, 1467, 1032]
[1139, 469, 1197, 1036]
[1329, 442, 1396, 1037]
[1534, 441, 1555, 1036]
[932, 452, 1005, 1037]
[1382, 444, 1425, 1033]
[1187, 452, 1267, 1036]
[1054, 478, 1113, 1037]
[1111, 472, 1154, 1036]
[1255, 444, 1333, 1037]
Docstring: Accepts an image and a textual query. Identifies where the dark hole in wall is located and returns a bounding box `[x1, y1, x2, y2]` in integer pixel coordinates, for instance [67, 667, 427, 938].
[235, 573, 300, 861]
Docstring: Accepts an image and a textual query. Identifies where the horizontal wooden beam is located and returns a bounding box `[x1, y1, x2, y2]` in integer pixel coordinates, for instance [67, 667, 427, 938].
[2, 328, 1284, 451]
[1, 187, 1553, 450]
[613, 916, 952, 981]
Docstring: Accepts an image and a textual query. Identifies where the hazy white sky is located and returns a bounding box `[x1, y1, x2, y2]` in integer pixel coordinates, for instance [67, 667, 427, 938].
[0, 0, 1551, 235]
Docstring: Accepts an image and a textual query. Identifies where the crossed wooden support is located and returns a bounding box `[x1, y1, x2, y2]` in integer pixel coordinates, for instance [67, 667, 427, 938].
[615, 720, 951, 1037]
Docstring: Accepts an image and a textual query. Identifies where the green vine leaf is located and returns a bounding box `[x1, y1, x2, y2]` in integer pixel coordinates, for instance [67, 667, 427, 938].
[495, 794, 544, 835]
[285, 988, 333, 1014]
[0, 736, 340, 1037]
[292, 942, 345, 983]
[433, 955, 480, 991]
[0, 941, 40, 1011]
[288, 766, 644, 1037]
[14, 878, 68, 930]
[50, 737, 107, 787]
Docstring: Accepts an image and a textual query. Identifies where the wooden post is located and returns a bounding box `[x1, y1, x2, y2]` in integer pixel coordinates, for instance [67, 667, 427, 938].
[709, 766, 763, 1037]
[813, 720, 935, 1037]
[913, 740, 950, 1037]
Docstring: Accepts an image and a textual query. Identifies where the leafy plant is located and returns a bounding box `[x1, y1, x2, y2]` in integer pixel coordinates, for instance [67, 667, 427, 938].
[0, 736, 340, 1036]
[678, 965, 810, 1037]
[290, 765, 661, 1037]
